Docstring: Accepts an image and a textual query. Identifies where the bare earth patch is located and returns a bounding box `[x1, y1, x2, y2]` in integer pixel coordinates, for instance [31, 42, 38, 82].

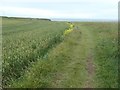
[85, 50, 95, 88]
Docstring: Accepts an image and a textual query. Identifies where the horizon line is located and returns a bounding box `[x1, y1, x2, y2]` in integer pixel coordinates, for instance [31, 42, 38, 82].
[1, 16, 118, 22]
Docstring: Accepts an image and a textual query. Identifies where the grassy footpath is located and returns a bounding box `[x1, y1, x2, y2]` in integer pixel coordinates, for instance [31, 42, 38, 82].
[78, 22, 118, 88]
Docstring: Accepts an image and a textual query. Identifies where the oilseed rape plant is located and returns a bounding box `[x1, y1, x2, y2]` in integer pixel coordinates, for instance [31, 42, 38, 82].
[64, 29, 73, 36]
[70, 24, 74, 29]
[64, 23, 74, 36]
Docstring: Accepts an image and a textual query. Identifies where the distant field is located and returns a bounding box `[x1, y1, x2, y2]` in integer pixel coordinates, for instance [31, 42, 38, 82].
[2, 17, 118, 88]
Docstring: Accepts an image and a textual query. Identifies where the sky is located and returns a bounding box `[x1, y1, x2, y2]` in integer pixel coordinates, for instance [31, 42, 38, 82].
[0, 0, 119, 20]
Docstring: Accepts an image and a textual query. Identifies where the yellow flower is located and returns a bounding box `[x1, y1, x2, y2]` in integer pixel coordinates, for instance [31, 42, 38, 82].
[64, 29, 73, 36]
[64, 23, 74, 36]
[70, 24, 73, 28]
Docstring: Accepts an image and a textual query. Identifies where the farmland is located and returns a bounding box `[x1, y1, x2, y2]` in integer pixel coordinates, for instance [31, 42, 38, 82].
[2, 17, 118, 88]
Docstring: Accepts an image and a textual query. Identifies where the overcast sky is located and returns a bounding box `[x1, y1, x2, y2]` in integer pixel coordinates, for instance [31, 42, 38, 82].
[0, 0, 119, 20]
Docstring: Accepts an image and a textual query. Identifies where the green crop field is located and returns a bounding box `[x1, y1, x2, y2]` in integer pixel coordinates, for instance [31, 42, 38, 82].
[2, 17, 118, 88]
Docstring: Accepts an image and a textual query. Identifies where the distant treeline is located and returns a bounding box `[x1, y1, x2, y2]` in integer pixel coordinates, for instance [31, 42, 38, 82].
[2, 16, 51, 21]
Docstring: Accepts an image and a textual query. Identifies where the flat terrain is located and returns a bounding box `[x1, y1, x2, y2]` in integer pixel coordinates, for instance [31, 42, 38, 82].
[2, 17, 118, 88]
